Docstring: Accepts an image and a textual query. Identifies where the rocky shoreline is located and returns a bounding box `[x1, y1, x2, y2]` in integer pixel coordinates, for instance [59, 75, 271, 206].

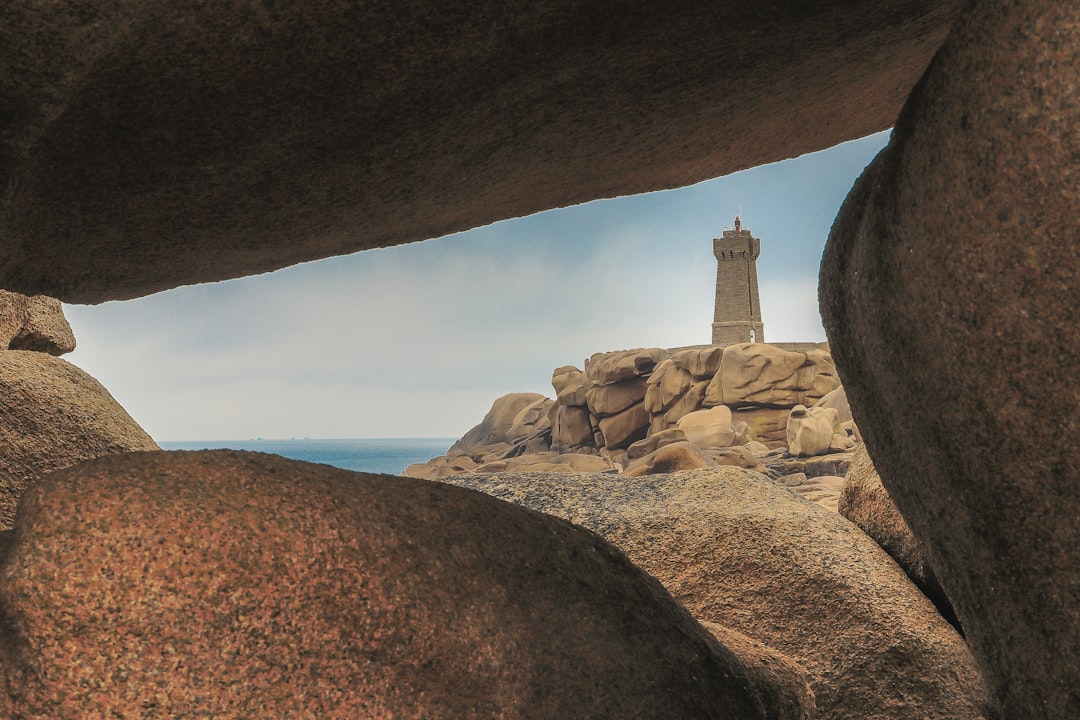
[406, 343, 857, 490]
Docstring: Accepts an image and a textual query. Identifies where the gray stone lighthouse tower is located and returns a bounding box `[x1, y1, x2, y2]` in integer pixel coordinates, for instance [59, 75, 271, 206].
[712, 216, 764, 344]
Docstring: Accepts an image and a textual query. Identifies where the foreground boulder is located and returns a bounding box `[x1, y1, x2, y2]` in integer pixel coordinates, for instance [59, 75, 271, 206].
[0, 352, 158, 528]
[0, 450, 798, 719]
[445, 468, 993, 720]
[819, 0, 1080, 715]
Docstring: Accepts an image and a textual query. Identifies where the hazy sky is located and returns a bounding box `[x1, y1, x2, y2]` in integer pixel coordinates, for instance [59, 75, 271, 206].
[63, 131, 889, 441]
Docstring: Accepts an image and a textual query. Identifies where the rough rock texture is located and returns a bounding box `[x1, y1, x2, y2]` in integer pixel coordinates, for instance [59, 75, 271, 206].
[0, 1, 964, 303]
[839, 445, 957, 629]
[774, 473, 845, 513]
[813, 384, 852, 424]
[627, 427, 688, 460]
[445, 468, 993, 720]
[585, 376, 647, 417]
[700, 622, 816, 720]
[671, 346, 726, 380]
[0, 291, 75, 355]
[819, 1, 1079, 715]
[473, 451, 615, 475]
[0, 450, 788, 719]
[0, 352, 159, 529]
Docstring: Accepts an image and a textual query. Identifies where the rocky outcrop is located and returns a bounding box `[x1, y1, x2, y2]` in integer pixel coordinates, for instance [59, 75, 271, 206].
[450, 392, 546, 451]
[0, 2, 963, 303]
[0, 290, 75, 355]
[0, 352, 159, 529]
[819, 1, 1080, 715]
[443, 468, 993, 720]
[584, 348, 665, 450]
[0, 450, 794, 718]
[409, 343, 850, 479]
[839, 445, 957, 629]
[705, 344, 837, 408]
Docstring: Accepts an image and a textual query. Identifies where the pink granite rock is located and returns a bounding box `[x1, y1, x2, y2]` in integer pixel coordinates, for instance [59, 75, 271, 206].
[0, 450, 785, 718]
[446, 468, 994, 720]
[0, 2, 963, 302]
[0, 352, 158, 529]
[819, 0, 1080, 715]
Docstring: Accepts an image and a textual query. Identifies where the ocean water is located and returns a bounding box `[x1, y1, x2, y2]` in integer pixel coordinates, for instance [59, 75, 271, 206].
[158, 438, 456, 476]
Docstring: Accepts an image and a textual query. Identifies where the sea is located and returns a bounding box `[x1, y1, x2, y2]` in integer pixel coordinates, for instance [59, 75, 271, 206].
[158, 438, 457, 476]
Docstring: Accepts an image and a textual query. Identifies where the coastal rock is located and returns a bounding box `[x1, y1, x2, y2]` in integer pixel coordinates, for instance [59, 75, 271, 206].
[803, 452, 854, 478]
[648, 379, 709, 434]
[839, 445, 957, 628]
[585, 376, 648, 417]
[444, 468, 993, 720]
[623, 441, 717, 477]
[704, 446, 765, 473]
[676, 405, 736, 449]
[786, 405, 843, 457]
[506, 396, 554, 444]
[402, 454, 480, 481]
[585, 348, 667, 386]
[774, 473, 845, 512]
[643, 359, 692, 413]
[670, 346, 725, 380]
[0, 291, 76, 356]
[0, 352, 159, 529]
[627, 427, 688, 460]
[819, 1, 1080, 714]
[474, 451, 615, 474]
[731, 407, 791, 444]
[813, 384, 852, 424]
[551, 365, 588, 407]
[449, 393, 545, 452]
[550, 405, 595, 453]
[0, 451, 778, 718]
[596, 402, 650, 450]
[706, 344, 837, 409]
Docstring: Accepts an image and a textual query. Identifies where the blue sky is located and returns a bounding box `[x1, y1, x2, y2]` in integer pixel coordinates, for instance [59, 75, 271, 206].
[63, 131, 889, 441]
